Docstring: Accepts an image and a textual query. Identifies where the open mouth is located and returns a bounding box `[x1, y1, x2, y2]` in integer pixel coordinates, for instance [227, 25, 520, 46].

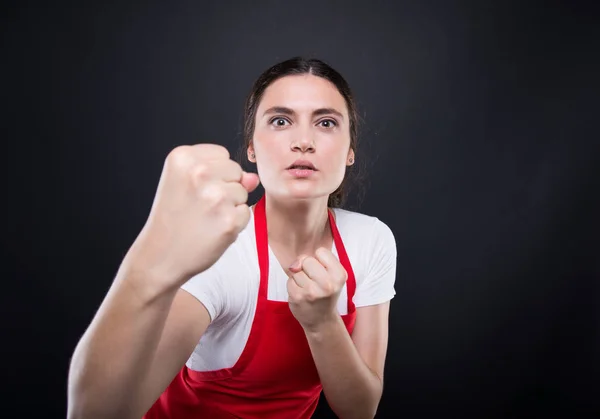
[286, 160, 317, 177]
[286, 160, 317, 171]
[288, 165, 315, 170]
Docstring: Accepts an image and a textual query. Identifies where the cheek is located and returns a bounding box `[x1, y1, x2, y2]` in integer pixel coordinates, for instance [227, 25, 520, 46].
[254, 127, 293, 159]
[322, 141, 350, 168]
[252, 136, 284, 179]
[255, 141, 279, 163]
[332, 158, 349, 182]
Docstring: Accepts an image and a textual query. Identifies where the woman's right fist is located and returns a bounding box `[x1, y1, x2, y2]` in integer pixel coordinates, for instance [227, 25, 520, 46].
[123, 144, 260, 292]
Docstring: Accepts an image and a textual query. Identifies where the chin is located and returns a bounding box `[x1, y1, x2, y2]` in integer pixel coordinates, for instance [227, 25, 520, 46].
[269, 184, 330, 202]
[289, 187, 334, 203]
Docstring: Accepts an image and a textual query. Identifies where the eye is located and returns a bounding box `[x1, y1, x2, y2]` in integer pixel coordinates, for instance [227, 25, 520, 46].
[318, 119, 337, 128]
[270, 117, 290, 127]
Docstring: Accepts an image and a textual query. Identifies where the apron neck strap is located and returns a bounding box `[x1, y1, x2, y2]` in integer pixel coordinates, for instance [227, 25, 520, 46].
[253, 195, 356, 311]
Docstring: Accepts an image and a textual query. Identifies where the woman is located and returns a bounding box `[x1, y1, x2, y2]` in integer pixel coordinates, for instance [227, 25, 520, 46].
[67, 57, 397, 419]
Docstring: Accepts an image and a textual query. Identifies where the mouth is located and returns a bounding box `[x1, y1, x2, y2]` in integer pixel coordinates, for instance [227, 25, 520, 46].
[286, 160, 317, 171]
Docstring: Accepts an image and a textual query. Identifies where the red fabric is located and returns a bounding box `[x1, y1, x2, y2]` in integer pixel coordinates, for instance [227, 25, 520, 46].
[143, 195, 357, 418]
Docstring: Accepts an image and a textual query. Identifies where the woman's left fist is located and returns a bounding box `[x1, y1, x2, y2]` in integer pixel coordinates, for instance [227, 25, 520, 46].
[287, 247, 348, 332]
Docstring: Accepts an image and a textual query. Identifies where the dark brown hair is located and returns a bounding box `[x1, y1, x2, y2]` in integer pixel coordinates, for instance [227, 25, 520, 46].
[239, 56, 363, 208]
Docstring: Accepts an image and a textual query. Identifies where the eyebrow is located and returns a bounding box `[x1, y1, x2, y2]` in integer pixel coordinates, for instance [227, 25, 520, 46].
[262, 106, 345, 120]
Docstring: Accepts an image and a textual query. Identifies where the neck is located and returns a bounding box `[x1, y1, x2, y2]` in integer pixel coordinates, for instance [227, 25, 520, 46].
[264, 194, 331, 255]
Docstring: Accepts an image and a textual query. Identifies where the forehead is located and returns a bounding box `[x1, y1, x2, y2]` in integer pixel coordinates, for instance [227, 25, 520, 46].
[258, 74, 347, 114]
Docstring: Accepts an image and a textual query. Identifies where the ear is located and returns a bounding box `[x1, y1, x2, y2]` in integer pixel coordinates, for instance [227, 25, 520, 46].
[247, 143, 256, 163]
[346, 148, 355, 166]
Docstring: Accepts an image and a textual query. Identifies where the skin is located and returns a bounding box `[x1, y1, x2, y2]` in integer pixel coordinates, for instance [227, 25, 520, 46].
[68, 144, 259, 419]
[67, 74, 390, 419]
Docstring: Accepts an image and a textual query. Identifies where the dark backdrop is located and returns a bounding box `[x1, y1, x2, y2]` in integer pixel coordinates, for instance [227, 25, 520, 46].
[2, 1, 599, 417]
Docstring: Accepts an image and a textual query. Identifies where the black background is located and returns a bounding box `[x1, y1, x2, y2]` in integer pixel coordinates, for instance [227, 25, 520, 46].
[2, 1, 599, 417]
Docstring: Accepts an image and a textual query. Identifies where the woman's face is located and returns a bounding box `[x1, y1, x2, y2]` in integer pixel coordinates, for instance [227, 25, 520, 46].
[248, 74, 354, 202]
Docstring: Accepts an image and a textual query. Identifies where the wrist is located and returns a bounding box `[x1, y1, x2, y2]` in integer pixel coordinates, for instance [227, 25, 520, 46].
[303, 312, 344, 340]
[117, 253, 183, 305]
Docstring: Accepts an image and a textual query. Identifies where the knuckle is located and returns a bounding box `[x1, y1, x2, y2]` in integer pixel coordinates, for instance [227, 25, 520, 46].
[237, 204, 250, 224]
[167, 145, 192, 168]
[225, 162, 243, 184]
[209, 144, 230, 159]
[322, 282, 335, 295]
[315, 247, 329, 259]
[195, 143, 229, 158]
[228, 159, 243, 173]
[305, 287, 320, 302]
[191, 163, 211, 182]
[236, 183, 249, 201]
[221, 212, 239, 236]
[201, 183, 227, 206]
[237, 202, 249, 215]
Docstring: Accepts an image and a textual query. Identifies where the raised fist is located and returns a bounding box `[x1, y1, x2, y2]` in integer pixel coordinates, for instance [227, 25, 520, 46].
[124, 144, 260, 292]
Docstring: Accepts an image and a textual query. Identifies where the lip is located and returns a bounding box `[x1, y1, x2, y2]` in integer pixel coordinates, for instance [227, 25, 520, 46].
[286, 159, 317, 170]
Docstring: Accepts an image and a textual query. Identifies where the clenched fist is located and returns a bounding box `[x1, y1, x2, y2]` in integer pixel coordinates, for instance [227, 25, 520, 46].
[124, 144, 260, 293]
[287, 247, 348, 332]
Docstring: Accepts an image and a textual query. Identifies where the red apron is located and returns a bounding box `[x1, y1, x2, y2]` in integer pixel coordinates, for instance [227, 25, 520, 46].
[144, 195, 357, 418]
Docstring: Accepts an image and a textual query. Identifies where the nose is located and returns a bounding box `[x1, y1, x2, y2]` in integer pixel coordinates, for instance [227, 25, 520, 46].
[291, 131, 315, 153]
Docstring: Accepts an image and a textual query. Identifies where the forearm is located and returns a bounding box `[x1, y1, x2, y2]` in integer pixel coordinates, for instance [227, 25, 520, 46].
[305, 316, 382, 419]
[67, 264, 178, 419]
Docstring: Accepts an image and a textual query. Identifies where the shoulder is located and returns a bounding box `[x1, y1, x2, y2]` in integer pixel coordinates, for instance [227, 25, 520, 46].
[331, 206, 397, 273]
[332, 207, 397, 306]
[332, 207, 396, 247]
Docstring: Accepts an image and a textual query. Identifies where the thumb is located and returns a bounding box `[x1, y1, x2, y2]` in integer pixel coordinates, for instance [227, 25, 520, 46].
[241, 172, 260, 192]
[289, 255, 308, 273]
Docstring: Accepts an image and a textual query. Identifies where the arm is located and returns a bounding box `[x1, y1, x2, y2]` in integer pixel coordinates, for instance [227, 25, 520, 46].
[67, 144, 257, 419]
[305, 302, 390, 419]
[67, 264, 211, 419]
[289, 218, 397, 419]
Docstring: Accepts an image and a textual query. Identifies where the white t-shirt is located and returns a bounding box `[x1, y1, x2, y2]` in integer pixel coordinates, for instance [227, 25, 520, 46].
[180, 207, 397, 372]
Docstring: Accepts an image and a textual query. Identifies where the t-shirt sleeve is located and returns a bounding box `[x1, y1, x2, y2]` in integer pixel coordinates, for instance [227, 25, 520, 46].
[353, 218, 397, 307]
[180, 261, 228, 324]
